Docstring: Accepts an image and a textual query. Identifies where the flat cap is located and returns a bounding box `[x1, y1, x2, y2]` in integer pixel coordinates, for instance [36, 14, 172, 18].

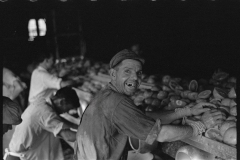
[3, 96, 22, 125]
[109, 49, 145, 68]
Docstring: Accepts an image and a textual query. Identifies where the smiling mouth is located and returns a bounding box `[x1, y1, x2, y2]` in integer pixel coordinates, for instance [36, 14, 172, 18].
[126, 82, 138, 88]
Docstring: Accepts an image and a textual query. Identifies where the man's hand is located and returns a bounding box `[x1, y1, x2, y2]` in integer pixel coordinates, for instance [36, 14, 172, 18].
[201, 109, 226, 129]
[190, 102, 214, 116]
[60, 111, 80, 125]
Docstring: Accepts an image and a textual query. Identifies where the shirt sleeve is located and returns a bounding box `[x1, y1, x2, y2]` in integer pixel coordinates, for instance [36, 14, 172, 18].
[41, 71, 62, 90]
[112, 97, 161, 145]
[39, 109, 69, 137]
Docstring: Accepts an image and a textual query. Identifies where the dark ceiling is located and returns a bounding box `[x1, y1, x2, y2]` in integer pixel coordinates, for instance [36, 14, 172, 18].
[2, 1, 240, 78]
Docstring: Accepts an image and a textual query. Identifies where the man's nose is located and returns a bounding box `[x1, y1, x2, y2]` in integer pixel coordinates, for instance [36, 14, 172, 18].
[131, 73, 138, 80]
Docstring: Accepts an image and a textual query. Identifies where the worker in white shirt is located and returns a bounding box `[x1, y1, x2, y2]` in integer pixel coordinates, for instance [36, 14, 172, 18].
[28, 49, 75, 104]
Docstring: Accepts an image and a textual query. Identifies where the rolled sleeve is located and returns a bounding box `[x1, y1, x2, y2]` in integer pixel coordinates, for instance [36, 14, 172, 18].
[41, 71, 62, 89]
[112, 97, 161, 144]
[40, 110, 69, 137]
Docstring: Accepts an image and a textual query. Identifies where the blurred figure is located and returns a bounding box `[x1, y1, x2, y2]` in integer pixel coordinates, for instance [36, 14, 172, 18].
[2, 96, 22, 135]
[9, 87, 80, 160]
[3, 68, 27, 102]
[130, 43, 143, 56]
[28, 48, 75, 104]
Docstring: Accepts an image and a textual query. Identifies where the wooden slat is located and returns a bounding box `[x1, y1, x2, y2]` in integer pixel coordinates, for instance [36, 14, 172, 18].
[181, 136, 236, 160]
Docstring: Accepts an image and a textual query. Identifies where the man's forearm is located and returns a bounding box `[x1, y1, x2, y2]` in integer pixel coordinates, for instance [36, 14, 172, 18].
[146, 110, 188, 124]
[157, 125, 193, 142]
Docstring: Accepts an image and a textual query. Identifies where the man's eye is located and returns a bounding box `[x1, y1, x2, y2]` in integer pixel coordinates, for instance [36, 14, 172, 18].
[137, 71, 142, 76]
[125, 70, 131, 74]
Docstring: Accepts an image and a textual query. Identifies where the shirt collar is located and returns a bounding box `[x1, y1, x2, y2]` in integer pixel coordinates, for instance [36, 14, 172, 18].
[38, 65, 47, 72]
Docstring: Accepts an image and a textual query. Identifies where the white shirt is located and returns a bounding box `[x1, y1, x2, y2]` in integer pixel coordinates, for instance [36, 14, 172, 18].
[3, 67, 19, 99]
[9, 98, 68, 160]
[28, 66, 62, 104]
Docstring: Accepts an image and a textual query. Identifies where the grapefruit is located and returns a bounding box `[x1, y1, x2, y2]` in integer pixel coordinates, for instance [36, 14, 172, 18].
[181, 90, 191, 98]
[162, 75, 171, 85]
[145, 97, 154, 105]
[168, 80, 178, 90]
[223, 127, 237, 146]
[151, 92, 158, 98]
[187, 92, 198, 100]
[157, 91, 168, 99]
[189, 80, 198, 92]
[144, 90, 153, 98]
[151, 99, 161, 106]
[230, 106, 237, 116]
[197, 90, 212, 99]
[219, 120, 236, 136]
[226, 116, 237, 121]
[221, 98, 236, 107]
[213, 87, 227, 99]
[160, 98, 169, 106]
[227, 77, 236, 83]
[228, 88, 236, 99]
[162, 85, 172, 92]
[205, 128, 223, 142]
[196, 99, 207, 103]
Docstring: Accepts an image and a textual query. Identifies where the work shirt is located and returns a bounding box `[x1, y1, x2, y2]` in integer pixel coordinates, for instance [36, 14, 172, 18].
[28, 66, 62, 104]
[3, 67, 20, 99]
[76, 83, 161, 160]
[9, 98, 69, 160]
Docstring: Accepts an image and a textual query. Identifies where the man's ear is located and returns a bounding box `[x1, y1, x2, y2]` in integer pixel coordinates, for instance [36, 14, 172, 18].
[109, 68, 117, 80]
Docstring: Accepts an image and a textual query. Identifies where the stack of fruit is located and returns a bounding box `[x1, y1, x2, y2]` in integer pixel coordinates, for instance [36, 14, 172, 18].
[130, 69, 237, 147]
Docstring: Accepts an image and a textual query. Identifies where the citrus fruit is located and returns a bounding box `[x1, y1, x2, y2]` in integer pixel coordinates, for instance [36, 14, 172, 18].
[196, 99, 207, 103]
[197, 90, 212, 99]
[228, 77, 236, 83]
[160, 98, 169, 106]
[226, 116, 237, 121]
[144, 90, 153, 98]
[221, 98, 236, 107]
[144, 97, 154, 105]
[225, 82, 236, 89]
[219, 120, 236, 136]
[205, 128, 223, 142]
[162, 85, 172, 92]
[162, 75, 171, 85]
[189, 80, 198, 92]
[223, 127, 237, 146]
[218, 106, 230, 115]
[187, 92, 198, 100]
[157, 91, 168, 99]
[168, 80, 178, 90]
[213, 87, 227, 99]
[230, 106, 237, 116]
[228, 88, 236, 99]
[181, 98, 191, 104]
[181, 90, 191, 98]
[151, 92, 158, 98]
[151, 99, 161, 106]
[212, 72, 229, 81]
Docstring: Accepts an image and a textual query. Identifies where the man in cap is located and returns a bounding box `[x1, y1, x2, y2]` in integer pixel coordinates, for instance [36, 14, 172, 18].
[3, 96, 22, 135]
[9, 87, 80, 160]
[75, 49, 213, 160]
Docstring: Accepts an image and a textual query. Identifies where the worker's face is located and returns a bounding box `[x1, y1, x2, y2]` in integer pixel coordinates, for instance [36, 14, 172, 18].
[46, 56, 54, 70]
[113, 59, 142, 96]
[2, 124, 12, 135]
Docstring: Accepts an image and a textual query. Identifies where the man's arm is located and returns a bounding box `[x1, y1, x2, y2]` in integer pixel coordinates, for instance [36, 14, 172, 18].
[60, 80, 75, 88]
[146, 102, 212, 124]
[157, 124, 193, 142]
[146, 110, 183, 124]
[59, 129, 76, 142]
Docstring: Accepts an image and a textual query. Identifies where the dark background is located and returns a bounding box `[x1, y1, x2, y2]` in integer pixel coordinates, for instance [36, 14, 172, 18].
[2, 1, 240, 79]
